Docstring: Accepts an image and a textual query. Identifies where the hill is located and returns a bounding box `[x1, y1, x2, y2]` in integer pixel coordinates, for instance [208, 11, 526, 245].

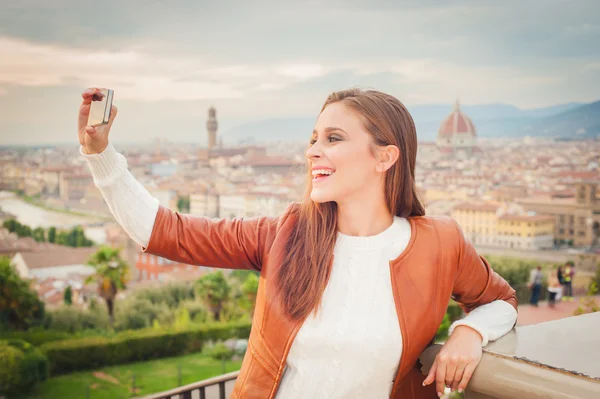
[221, 101, 598, 143]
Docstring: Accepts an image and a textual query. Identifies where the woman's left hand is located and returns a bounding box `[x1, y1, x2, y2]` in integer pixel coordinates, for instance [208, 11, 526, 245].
[422, 325, 483, 397]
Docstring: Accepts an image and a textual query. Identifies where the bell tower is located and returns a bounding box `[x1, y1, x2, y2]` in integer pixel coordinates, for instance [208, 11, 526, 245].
[206, 106, 218, 150]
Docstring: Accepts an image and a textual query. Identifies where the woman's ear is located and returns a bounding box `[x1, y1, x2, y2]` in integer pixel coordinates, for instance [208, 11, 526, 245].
[375, 145, 400, 173]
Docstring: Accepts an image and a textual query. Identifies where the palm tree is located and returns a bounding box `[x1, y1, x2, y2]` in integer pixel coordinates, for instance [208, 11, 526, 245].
[195, 271, 231, 321]
[85, 246, 129, 324]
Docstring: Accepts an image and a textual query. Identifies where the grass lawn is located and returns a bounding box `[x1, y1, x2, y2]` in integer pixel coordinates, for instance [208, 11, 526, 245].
[24, 352, 242, 399]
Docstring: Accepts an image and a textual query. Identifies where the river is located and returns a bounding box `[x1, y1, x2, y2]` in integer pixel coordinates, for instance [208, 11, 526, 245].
[0, 191, 107, 243]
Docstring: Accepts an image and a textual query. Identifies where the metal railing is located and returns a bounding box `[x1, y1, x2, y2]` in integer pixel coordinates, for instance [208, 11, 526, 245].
[136, 371, 239, 399]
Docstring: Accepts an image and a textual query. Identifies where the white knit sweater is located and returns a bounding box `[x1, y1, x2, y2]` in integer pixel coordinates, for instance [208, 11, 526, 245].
[82, 142, 518, 399]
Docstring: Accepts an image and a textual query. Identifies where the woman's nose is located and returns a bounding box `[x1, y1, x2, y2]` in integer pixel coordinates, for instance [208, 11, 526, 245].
[306, 141, 322, 160]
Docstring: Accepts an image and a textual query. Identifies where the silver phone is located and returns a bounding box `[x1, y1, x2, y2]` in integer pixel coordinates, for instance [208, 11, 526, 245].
[88, 88, 114, 127]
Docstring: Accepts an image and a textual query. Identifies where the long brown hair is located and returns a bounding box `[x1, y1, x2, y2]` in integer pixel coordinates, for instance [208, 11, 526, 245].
[277, 88, 425, 321]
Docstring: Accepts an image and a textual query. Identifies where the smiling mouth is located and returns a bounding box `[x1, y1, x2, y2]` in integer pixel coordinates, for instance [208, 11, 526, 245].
[312, 172, 334, 182]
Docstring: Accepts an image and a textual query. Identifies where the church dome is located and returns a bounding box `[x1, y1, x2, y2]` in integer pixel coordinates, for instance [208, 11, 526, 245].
[437, 100, 476, 139]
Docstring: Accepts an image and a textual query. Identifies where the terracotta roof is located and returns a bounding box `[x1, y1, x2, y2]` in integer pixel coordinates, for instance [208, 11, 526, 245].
[243, 156, 303, 167]
[553, 171, 599, 180]
[17, 246, 99, 269]
[62, 173, 91, 180]
[498, 214, 555, 223]
[454, 202, 500, 212]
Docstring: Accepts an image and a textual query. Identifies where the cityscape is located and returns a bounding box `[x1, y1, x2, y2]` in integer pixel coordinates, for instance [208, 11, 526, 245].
[1, 100, 598, 307]
[1, 1, 599, 398]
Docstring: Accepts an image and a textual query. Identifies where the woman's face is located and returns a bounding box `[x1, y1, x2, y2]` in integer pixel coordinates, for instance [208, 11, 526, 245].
[307, 102, 381, 204]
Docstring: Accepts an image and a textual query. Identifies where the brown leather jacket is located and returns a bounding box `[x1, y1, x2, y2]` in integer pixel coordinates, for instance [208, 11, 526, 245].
[143, 203, 518, 398]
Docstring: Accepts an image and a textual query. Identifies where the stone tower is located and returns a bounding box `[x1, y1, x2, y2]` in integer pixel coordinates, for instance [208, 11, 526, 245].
[206, 106, 218, 150]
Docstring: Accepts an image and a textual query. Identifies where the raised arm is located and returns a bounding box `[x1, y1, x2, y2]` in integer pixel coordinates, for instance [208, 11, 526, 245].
[81, 142, 159, 248]
[78, 88, 279, 271]
[142, 206, 279, 271]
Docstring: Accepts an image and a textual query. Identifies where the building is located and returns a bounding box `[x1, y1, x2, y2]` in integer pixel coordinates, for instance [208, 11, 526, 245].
[135, 252, 210, 282]
[219, 194, 247, 219]
[436, 100, 480, 155]
[11, 246, 98, 280]
[517, 182, 600, 247]
[241, 155, 304, 175]
[190, 189, 220, 218]
[207, 106, 218, 150]
[496, 214, 555, 250]
[451, 202, 501, 246]
[59, 173, 91, 202]
[451, 201, 556, 250]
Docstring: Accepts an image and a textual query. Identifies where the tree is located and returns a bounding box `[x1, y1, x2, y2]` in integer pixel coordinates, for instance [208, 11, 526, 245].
[63, 286, 73, 306]
[47, 227, 56, 243]
[56, 226, 94, 247]
[195, 271, 231, 321]
[3, 219, 32, 238]
[32, 227, 46, 243]
[85, 246, 130, 324]
[177, 195, 190, 213]
[241, 273, 259, 316]
[0, 257, 45, 330]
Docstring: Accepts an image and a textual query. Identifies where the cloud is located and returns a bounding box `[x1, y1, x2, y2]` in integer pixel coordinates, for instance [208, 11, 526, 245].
[0, 36, 343, 101]
[1, 34, 596, 109]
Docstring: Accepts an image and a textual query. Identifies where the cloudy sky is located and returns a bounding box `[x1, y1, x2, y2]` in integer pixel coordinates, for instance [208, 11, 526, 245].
[1, 0, 599, 145]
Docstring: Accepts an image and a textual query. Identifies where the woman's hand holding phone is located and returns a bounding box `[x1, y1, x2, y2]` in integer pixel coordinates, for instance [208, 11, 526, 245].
[78, 87, 118, 154]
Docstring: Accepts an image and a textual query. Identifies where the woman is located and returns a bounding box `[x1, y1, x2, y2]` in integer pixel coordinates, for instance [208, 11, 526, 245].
[78, 88, 518, 398]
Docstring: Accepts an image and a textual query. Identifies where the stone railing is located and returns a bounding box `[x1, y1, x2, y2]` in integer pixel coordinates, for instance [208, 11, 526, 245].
[421, 312, 600, 398]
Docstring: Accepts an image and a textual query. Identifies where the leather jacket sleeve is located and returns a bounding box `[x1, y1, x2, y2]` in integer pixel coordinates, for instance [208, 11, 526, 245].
[449, 218, 518, 314]
[142, 205, 279, 271]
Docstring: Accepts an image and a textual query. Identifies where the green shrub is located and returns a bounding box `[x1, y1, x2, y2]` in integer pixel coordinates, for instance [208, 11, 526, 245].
[113, 297, 172, 331]
[0, 329, 71, 346]
[205, 342, 234, 361]
[446, 300, 463, 322]
[0, 342, 24, 395]
[45, 306, 109, 333]
[134, 283, 195, 308]
[41, 321, 251, 375]
[435, 314, 451, 341]
[0, 339, 49, 396]
[179, 300, 209, 323]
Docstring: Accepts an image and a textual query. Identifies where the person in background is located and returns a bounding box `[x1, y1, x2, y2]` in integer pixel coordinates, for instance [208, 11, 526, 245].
[562, 261, 575, 301]
[547, 270, 562, 308]
[528, 266, 543, 306]
[557, 265, 565, 286]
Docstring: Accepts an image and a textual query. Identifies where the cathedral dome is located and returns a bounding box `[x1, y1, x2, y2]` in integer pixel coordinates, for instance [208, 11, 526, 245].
[437, 100, 476, 139]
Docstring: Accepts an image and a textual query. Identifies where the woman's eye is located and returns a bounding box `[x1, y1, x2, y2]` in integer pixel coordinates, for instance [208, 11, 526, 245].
[309, 136, 340, 145]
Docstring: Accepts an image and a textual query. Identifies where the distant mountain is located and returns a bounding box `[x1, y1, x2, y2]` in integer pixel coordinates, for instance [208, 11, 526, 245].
[521, 102, 583, 118]
[531, 100, 600, 137]
[222, 101, 598, 143]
